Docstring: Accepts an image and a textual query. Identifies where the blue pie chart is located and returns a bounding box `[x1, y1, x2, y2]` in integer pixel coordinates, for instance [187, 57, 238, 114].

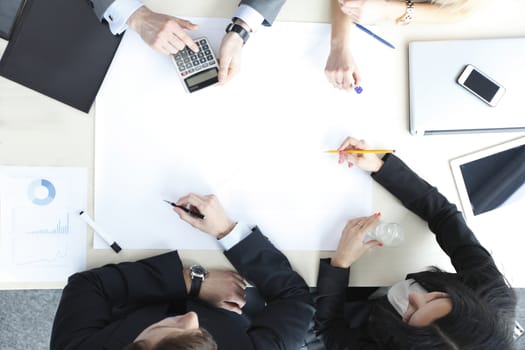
[28, 179, 56, 206]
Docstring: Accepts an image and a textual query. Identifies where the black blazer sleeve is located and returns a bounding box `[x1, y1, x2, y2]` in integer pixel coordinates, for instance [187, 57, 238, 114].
[371, 154, 505, 288]
[224, 227, 315, 350]
[87, 0, 115, 21]
[315, 258, 377, 349]
[239, 0, 286, 25]
[50, 251, 187, 350]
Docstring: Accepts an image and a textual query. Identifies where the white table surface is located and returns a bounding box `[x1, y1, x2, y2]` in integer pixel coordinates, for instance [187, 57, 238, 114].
[1, 0, 524, 289]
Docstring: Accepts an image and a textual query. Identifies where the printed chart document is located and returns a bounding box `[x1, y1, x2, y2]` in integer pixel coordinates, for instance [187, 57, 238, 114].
[93, 18, 400, 250]
[0, 166, 87, 282]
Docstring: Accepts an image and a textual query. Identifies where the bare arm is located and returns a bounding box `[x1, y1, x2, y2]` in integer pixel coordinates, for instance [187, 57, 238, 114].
[325, 0, 361, 91]
[340, 0, 476, 25]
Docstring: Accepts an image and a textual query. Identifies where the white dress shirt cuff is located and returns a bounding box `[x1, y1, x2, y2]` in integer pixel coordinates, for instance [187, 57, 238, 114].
[103, 0, 144, 35]
[218, 222, 252, 250]
[234, 4, 264, 33]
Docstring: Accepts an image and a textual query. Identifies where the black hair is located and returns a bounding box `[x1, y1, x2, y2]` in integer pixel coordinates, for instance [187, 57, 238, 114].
[368, 266, 517, 350]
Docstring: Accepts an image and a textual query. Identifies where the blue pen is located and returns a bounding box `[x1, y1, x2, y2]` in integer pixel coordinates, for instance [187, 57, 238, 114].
[355, 23, 395, 49]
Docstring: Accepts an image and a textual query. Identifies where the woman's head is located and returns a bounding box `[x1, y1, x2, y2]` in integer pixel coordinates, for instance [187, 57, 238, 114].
[402, 291, 452, 327]
[371, 269, 516, 349]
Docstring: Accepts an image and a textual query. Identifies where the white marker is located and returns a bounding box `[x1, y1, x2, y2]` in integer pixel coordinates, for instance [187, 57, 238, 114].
[79, 211, 122, 253]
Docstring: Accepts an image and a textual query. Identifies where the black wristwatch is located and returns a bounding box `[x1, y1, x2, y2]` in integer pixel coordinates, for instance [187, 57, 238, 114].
[225, 22, 250, 45]
[189, 264, 208, 298]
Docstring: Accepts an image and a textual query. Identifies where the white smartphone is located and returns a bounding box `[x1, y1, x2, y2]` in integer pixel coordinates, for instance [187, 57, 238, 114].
[457, 64, 505, 107]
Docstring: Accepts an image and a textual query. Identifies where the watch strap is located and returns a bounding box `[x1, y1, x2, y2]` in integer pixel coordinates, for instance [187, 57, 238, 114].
[189, 275, 203, 298]
[397, 0, 414, 25]
[226, 23, 250, 45]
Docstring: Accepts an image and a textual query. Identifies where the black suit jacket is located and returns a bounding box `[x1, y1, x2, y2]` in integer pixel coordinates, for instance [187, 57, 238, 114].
[51, 228, 315, 350]
[315, 154, 514, 349]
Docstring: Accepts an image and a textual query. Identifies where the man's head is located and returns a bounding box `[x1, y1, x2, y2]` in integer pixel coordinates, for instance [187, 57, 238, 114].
[123, 312, 217, 350]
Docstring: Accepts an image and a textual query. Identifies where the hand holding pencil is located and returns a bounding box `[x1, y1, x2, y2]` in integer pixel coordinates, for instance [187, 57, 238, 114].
[332, 136, 389, 172]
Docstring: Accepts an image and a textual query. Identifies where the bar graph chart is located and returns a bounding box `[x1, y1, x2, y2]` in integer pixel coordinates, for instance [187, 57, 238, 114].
[28, 214, 69, 234]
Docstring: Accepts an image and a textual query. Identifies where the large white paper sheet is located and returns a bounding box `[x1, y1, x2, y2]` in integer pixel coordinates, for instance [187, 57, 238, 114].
[95, 18, 399, 250]
[0, 166, 87, 282]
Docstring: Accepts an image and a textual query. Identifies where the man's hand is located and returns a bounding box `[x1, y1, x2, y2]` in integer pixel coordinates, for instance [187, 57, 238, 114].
[199, 269, 247, 314]
[174, 193, 236, 239]
[127, 6, 199, 55]
[217, 31, 244, 84]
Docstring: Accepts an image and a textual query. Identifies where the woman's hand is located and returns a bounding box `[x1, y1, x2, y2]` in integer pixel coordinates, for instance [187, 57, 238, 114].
[338, 0, 397, 24]
[337, 136, 384, 172]
[325, 45, 361, 91]
[174, 193, 236, 239]
[331, 214, 382, 268]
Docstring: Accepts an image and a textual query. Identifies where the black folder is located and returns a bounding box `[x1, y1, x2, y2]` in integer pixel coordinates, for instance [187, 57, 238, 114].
[0, 0, 121, 113]
[0, 0, 25, 39]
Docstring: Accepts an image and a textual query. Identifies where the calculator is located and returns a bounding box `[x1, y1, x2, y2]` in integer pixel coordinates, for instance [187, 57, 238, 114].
[171, 37, 219, 93]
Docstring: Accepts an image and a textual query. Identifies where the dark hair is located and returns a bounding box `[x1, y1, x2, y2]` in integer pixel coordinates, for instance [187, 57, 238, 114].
[122, 327, 217, 350]
[369, 266, 517, 350]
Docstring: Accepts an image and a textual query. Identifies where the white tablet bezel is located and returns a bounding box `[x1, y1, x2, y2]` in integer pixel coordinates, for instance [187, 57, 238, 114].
[449, 136, 525, 222]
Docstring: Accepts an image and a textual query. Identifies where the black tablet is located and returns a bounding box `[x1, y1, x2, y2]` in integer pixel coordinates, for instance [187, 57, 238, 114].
[450, 137, 525, 220]
[0, 0, 25, 40]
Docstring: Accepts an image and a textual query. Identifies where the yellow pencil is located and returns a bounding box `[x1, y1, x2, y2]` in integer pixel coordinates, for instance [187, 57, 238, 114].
[325, 149, 395, 155]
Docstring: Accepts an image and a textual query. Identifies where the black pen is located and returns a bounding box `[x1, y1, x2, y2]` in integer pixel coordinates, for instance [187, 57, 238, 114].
[163, 200, 205, 219]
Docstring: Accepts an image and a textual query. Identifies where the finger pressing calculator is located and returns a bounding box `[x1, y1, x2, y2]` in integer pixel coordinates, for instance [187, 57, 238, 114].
[171, 37, 219, 93]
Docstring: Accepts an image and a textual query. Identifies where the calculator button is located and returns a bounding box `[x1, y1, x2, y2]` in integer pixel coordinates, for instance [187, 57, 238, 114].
[202, 44, 209, 50]
[195, 66, 202, 71]
[181, 71, 188, 76]
[199, 58, 206, 63]
[209, 60, 216, 65]
[188, 68, 195, 73]
[183, 58, 190, 63]
[204, 50, 211, 55]
[199, 39, 207, 45]
[202, 63, 208, 68]
[197, 52, 204, 58]
[192, 60, 199, 66]
[206, 55, 214, 61]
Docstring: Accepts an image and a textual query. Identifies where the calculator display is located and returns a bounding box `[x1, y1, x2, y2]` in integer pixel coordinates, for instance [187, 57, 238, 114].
[186, 68, 218, 88]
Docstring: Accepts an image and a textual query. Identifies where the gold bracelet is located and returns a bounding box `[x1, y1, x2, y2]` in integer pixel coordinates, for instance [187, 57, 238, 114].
[396, 0, 414, 25]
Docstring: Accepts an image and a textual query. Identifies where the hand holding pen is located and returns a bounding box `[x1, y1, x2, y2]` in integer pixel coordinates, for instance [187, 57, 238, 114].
[170, 193, 236, 239]
[334, 136, 390, 172]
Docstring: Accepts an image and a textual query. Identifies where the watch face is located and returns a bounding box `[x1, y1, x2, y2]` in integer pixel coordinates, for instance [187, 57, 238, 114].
[190, 265, 208, 279]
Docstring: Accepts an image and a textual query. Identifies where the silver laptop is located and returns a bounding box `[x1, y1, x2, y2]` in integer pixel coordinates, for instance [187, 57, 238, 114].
[408, 38, 525, 136]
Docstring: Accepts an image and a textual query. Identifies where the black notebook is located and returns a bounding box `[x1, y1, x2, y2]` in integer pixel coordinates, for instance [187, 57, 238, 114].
[0, 0, 121, 113]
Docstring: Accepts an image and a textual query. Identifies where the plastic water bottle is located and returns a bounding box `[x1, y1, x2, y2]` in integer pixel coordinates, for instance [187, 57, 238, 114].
[364, 222, 404, 247]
